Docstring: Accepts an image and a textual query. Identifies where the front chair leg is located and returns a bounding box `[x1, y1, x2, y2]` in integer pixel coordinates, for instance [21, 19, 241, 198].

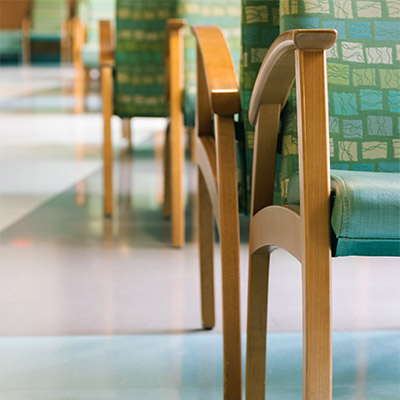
[215, 115, 242, 400]
[246, 249, 270, 400]
[101, 65, 113, 217]
[198, 167, 215, 329]
[122, 118, 133, 150]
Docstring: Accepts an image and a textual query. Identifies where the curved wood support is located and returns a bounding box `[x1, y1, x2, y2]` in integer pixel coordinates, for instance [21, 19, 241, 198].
[250, 205, 301, 261]
[196, 136, 219, 230]
[249, 29, 337, 125]
[191, 26, 240, 116]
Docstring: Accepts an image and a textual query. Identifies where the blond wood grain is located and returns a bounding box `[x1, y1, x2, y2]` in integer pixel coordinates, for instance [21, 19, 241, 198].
[101, 65, 113, 217]
[73, 19, 86, 113]
[99, 20, 114, 66]
[215, 115, 242, 400]
[163, 124, 172, 218]
[198, 167, 215, 329]
[168, 23, 185, 247]
[249, 29, 337, 125]
[245, 249, 270, 400]
[296, 49, 332, 400]
[191, 26, 240, 116]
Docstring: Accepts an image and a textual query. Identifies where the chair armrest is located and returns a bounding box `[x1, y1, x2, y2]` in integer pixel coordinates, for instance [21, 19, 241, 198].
[249, 29, 336, 126]
[191, 26, 240, 116]
[99, 20, 114, 66]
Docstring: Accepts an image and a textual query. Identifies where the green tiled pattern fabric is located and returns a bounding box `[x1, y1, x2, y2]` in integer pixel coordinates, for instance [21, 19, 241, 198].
[77, 0, 115, 45]
[114, 0, 241, 120]
[240, 0, 280, 213]
[31, 0, 68, 38]
[279, 0, 400, 204]
[114, 0, 179, 118]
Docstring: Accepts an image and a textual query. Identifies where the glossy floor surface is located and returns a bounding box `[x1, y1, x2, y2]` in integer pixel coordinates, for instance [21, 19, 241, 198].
[1, 66, 400, 399]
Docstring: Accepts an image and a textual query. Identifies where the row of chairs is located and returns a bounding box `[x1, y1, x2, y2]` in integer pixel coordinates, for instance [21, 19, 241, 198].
[0, 0, 73, 63]
[75, 0, 400, 399]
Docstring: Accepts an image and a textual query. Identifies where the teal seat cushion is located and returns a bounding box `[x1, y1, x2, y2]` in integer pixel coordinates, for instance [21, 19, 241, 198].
[0, 30, 22, 55]
[287, 170, 400, 257]
[81, 43, 99, 68]
[30, 32, 62, 41]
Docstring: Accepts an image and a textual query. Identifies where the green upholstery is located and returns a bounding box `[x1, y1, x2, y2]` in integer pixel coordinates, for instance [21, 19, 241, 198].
[0, 30, 22, 56]
[277, 0, 400, 257]
[287, 170, 400, 256]
[77, 0, 115, 68]
[239, 0, 280, 213]
[31, 0, 68, 40]
[114, 0, 241, 120]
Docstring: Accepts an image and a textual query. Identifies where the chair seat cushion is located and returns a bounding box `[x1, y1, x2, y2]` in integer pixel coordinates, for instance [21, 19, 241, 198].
[81, 43, 99, 68]
[0, 30, 22, 54]
[30, 32, 62, 41]
[287, 170, 400, 257]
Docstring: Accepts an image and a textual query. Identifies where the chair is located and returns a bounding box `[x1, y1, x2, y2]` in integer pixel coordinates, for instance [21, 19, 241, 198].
[99, 0, 240, 247]
[244, 1, 400, 399]
[0, 0, 31, 63]
[191, 1, 279, 397]
[22, 0, 69, 63]
[73, 0, 115, 113]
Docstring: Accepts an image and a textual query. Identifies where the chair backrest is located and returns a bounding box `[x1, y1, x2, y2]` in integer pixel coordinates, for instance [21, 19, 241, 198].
[113, 0, 241, 120]
[278, 0, 400, 204]
[77, 0, 115, 44]
[31, 0, 68, 35]
[239, 0, 280, 213]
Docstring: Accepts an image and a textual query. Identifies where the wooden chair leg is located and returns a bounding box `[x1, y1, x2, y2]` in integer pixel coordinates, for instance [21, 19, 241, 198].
[163, 123, 172, 218]
[189, 126, 196, 164]
[122, 118, 133, 150]
[101, 66, 113, 217]
[302, 253, 332, 400]
[74, 63, 85, 114]
[198, 167, 215, 329]
[215, 115, 242, 400]
[245, 249, 270, 400]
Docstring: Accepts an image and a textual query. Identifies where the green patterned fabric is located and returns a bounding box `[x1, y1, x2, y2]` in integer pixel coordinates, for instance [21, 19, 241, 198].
[279, 0, 400, 204]
[279, 0, 400, 257]
[31, 0, 68, 39]
[239, 0, 280, 213]
[114, 0, 241, 120]
[287, 170, 400, 256]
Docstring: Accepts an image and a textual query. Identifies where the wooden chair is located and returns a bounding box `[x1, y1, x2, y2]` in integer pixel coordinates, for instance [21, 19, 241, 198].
[244, 1, 400, 399]
[73, 0, 115, 113]
[190, 2, 278, 397]
[99, 0, 240, 248]
[22, 0, 69, 64]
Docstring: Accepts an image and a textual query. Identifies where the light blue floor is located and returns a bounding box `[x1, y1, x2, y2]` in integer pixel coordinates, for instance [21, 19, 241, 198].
[1, 332, 399, 399]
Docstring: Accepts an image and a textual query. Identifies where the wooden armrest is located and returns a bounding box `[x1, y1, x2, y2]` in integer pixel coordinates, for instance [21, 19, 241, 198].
[99, 20, 115, 66]
[249, 29, 336, 126]
[191, 26, 240, 116]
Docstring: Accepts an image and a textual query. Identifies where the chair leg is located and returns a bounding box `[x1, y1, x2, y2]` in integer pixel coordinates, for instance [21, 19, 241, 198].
[74, 63, 85, 114]
[215, 115, 242, 400]
[163, 123, 172, 218]
[189, 126, 196, 164]
[101, 66, 113, 217]
[198, 167, 215, 329]
[246, 249, 270, 400]
[122, 118, 132, 150]
[302, 252, 332, 400]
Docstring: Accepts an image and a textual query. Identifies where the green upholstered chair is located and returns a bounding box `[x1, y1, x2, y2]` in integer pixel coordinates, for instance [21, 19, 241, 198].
[99, 0, 240, 248]
[243, 0, 400, 398]
[73, 0, 115, 112]
[22, 0, 69, 63]
[191, 1, 278, 398]
[0, 30, 23, 62]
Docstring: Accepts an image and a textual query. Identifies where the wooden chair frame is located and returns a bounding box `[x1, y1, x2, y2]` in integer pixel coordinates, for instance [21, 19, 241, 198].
[99, 20, 185, 248]
[73, 18, 87, 113]
[191, 26, 242, 400]
[245, 29, 337, 400]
